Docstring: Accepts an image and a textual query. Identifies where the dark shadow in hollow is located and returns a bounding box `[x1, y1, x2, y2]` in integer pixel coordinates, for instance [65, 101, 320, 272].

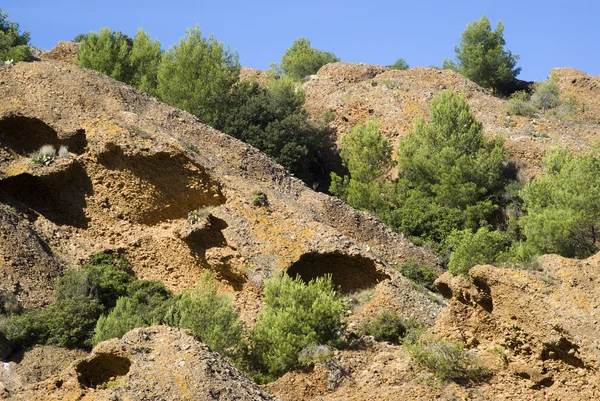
[0, 115, 87, 155]
[286, 251, 390, 294]
[0, 161, 92, 228]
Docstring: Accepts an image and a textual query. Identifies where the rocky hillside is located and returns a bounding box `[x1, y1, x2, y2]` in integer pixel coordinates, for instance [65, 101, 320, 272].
[304, 62, 600, 180]
[1, 55, 599, 400]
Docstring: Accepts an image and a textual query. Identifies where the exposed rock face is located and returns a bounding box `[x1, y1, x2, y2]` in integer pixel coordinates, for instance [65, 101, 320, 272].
[40, 41, 79, 63]
[0, 61, 439, 317]
[433, 256, 600, 400]
[11, 326, 280, 400]
[304, 62, 600, 181]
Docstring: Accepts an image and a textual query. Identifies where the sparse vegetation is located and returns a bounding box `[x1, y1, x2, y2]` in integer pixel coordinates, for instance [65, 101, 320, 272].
[31, 144, 57, 166]
[250, 190, 269, 208]
[388, 58, 409, 71]
[394, 259, 438, 289]
[407, 337, 489, 382]
[164, 273, 245, 361]
[358, 310, 408, 344]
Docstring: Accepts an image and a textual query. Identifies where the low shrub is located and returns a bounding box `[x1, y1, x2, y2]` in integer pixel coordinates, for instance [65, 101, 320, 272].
[249, 274, 347, 383]
[358, 310, 407, 344]
[504, 91, 536, 117]
[407, 338, 489, 382]
[92, 280, 173, 345]
[394, 259, 438, 289]
[164, 273, 245, 361]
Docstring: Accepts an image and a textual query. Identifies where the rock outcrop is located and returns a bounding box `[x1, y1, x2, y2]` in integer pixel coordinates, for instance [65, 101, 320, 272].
[10, 326, 279, 400]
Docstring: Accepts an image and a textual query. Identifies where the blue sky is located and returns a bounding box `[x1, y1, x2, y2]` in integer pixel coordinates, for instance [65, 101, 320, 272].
[4, 0, 599, 82]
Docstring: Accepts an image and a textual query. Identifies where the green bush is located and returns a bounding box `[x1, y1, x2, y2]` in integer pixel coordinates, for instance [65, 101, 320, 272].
[452, 15, 520, 93]
[0, 8, 32, 63]
[250, 274, 347, 383]
[530, 75, 560, 111]
[394, 259, 438, 289]
[77, 28, 162, 96]
[447, 227, 510, 276]
[518, 147, 600, 258]
[220, 76, 329, 183]
[504, 91, 536, 117]
[0, 251, 133, 349]
[0, 298, 103, 348]
[390, 90, 505, 254]
[279, 37, 339, 81]
[358, 310, 407, 344]
[407, 338, 489, 382]
[330, 120, 392, 215]
[92, 280, 173, 345]
[164, 273, 245, 360]
[388, 58, 409, 71]
[55, 251, 132, 310]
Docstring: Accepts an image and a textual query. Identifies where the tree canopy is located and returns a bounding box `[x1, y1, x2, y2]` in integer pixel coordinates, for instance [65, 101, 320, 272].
[330, 120, 392, 214]
[0, 8, 32, 63]
[388, 90, 505, 251]
[279, 37, 339, 81]
[453, 15, 520, 93]
[519, 148, 600, 258]
[157, 25, 240, 128]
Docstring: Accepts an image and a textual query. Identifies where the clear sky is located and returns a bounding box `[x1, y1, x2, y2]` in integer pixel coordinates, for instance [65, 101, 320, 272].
[4, 0, 599, 82]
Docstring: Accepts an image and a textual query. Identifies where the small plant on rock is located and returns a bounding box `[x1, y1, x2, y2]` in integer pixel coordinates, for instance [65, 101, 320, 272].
[31, 144, 56, 166]
[251, 191, 269, 208]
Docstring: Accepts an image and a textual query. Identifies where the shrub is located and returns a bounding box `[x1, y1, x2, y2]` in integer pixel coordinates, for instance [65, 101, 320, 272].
[358, 310, 407, 344]
[394, 259, 438, 289]
[92, 280, 173, 345]
[407, 338, 489, 382]
[76, 28, 134, 83]
[279, 37, 339, 81]
[330, 120, 392, 215]
[164, 273, 245, 360]
[388, 58, 409, 71]
[530, 75, 560, 111]
[452, 15, 520, 93]
[77, 28, 161, 95]
[251, 191, 269, 207]
[390, 90, 505, 254]
[0, 8, 32, 63]
[504, 91, 536, 117]
[220, 76, 329, 183]
[518, 147, 600, 258]
[447, 227, 510, 276]
[0, 298, 103, 348]
[55, 251, 132, 310]
[250, 274, 347, 382]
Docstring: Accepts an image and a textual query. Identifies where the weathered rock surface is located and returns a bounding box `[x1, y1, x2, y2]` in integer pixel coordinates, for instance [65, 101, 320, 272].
[10, 326, 279, 401]
[0, 60, 439, 320]
[432, 255, 600, 400]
